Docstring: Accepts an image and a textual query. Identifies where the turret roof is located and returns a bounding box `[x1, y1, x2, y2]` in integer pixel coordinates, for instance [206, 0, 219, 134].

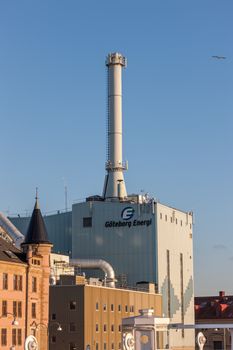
[23, 197, 51, 245]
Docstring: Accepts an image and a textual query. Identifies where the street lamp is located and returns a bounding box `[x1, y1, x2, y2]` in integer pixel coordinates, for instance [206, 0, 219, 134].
[30, 321, 63, 349]
[31, 321, 63, 334]
[56, 324, 62, 332]
[0, 312, 19, 350]
[0, 312, 19, 326]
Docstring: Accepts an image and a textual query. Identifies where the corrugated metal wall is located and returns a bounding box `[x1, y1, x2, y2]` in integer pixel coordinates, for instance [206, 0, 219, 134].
[72, 201, 156, 287]
[9, 211, 72, 255]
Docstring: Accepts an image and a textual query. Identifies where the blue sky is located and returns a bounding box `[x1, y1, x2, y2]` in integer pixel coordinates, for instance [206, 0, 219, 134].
[0, 0, 232, 295]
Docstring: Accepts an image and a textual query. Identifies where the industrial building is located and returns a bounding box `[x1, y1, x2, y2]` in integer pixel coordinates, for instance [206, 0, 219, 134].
[72, 198, 194, 349]
[9, 52, 195, 349]
[49, 276, 162, 350]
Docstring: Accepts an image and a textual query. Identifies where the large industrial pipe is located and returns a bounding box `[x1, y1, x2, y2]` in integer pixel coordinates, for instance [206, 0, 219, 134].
[103, 52, 128, 200]
[0, 212, 24, 248]
[70, 258, 116, 288]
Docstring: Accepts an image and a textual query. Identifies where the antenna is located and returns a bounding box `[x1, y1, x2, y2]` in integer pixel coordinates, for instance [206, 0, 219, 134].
[65, 185, 68, 212]
[35, 187, 39, 209]
[35, 187, 38, 201]
[62, 178, 68, 212]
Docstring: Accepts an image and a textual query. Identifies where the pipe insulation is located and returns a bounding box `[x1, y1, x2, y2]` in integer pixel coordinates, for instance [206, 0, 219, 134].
[0, 212, 24, 248]
[70, 258, 116, 288]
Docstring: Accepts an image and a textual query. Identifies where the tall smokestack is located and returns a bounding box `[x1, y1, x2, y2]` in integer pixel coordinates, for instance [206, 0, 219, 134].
[103, 52, 128, 200]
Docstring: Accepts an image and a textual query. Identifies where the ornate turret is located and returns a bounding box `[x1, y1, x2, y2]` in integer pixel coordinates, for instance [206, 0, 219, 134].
[21, 193, 53, 350]
[22, 196, 51, 245]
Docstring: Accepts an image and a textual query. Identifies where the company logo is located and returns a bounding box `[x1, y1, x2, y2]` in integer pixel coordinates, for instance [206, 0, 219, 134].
[121, 207, 135, 221]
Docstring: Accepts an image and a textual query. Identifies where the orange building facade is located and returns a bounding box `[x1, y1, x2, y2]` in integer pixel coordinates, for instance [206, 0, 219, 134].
[0, 198, 52, 349]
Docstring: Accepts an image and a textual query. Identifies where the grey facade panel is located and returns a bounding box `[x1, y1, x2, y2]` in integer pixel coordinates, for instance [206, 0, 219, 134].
[9, 211, 72, 255]
[72, 201, 157, 287]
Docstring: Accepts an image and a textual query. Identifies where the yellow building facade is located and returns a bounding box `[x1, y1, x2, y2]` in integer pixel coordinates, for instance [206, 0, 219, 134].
[49, 277, 162, 350]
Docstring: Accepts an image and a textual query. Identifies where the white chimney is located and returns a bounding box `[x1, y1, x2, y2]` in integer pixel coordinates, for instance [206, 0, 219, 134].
[103, 52, 128, 200]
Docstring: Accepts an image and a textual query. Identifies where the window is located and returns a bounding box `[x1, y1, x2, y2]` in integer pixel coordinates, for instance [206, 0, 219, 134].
[12, 329, 22, 346]
[2, 301, 7, 317]
[19, 275, 22, 290]
[130, 305, 134, 312]
[13, 275, 23, 291]
[12, 274, 15, 289]
[111, 343, 114, 349]
[165, 214, 167, 221]
[51, 313, 56, 320]
[111, 304, 114, 311]
[17, 329, 22, 346]
[175, 218, 178, 224]
[69, 343, 77, 350]
[96, 343, 99, 350]
[32, 259, 40, 265]
[3, 273, 8, 290]
[13, 301, 22, 318]
[160, 213, 162, 219]
[31, 303, 36, 318]
[4, 250, 17, 259]
[69, 323, 76, 332]
[51, 336, 56, 343]
[103, 303, 107, 311]
[12, 329, 17, 346]
[32, 277, 37, 293]
[118, 305, 121, 312]
[111, 325, 114, 332]
[83, 217, 92, 227]
[18, 301, 22, 318]
[13, 301, 17, 317]
[104, 343, 107, 350]
[125, 305, 128, 312]
[96, 302, 99, 311]
[104, 324, 107, 332]
[119, 342, 121, 349]
[118, 325, 121, 332]
[170, 217, 172, 223]
[214, 341, 223, 350]
[69, 301, 76, 310]
[180, 220, 182, 226]
[95, 324, 99, 332]
[1, 329, 7, 346]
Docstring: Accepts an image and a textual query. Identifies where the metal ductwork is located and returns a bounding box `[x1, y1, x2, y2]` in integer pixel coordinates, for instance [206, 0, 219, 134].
[0, 212, 24, 248]
[70, 258, 116, 288]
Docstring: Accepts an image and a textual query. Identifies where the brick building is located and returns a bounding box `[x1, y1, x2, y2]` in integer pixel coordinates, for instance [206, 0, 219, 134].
[195, 291, 233, 349]
[0, 198, 52, 349]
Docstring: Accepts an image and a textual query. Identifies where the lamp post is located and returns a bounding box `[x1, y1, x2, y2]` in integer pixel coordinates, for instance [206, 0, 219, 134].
[30, 321, 62, 350]
[0, 312, 19, 326]
[0, 312, 19, 350]
[49, 322, 63, 332]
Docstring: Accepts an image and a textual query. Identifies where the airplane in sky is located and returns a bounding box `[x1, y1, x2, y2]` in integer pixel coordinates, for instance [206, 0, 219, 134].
[212, 55, 227, 60]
